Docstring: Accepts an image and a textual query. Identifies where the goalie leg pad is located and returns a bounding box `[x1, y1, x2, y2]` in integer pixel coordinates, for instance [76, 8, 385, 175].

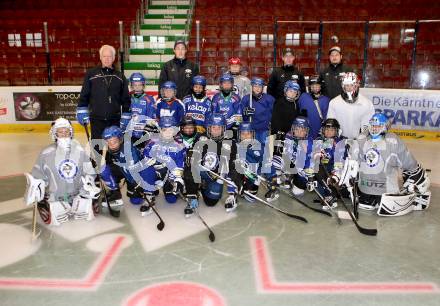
[71, 195, 95, 221]
[24, 173, 46, 206]
[377, 192, 417, 217]
[37, 200, 70, 226]
[413, 191, 431, 211]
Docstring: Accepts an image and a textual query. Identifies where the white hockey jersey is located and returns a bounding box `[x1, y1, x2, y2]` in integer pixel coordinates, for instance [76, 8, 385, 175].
[327, 93, 375, 140]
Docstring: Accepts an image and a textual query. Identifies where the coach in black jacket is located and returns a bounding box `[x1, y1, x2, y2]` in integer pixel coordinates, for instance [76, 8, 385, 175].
[318, 46, 353, 100]
[77, 45, 130, 141]
[158, 40, 199, 100]
[267, 48, 306, 99]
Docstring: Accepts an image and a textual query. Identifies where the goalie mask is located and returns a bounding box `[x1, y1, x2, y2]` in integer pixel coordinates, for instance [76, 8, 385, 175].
[341, 72, 360, 103]
[50, 117, 73, 150]
[377, 192, 417, 217]
[368, 113, 389, 141]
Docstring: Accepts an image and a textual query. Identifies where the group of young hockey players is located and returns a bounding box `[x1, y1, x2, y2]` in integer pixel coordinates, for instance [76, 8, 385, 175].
[24, 62, 432, 229]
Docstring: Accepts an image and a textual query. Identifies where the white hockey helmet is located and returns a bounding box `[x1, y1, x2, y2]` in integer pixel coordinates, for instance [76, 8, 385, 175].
[341, 72, 360, 103]
[377, 192, 417, 217]
[50, 117, 73, 141]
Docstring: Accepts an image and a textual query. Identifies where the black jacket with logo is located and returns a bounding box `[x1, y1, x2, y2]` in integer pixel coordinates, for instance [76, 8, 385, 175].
[267, 65, 306, 99]
[159, 57, 199, 100]
[318, 63, 353, 100]
[78, 66, 130, 120]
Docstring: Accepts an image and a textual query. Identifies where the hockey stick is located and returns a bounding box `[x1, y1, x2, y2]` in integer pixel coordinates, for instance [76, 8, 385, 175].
[142, 194, 165, 231]
[178, 194, 215, 242]
[256, 173, 332, 217]
[200, 165, 308, 223]
[310, 184, 342, 225]
[31, 204, 41, 242]
[195, 208, 215, 242]
[321, 166, 377, 236]
[83, 124, 120, 218]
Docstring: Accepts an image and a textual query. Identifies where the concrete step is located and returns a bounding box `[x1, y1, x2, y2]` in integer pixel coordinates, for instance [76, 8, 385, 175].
[150, 0, 190, 5]
[140, 24, 186, 35]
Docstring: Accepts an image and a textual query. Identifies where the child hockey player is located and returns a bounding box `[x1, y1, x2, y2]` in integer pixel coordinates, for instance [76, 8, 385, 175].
[24, 118, 101, 225]
[182, 75, 211, 133]
[120, 72, 157, 147]
[183, 113, 241, 216]
[156, 81, 185, 124]
[241, 77, 275, 151]
[211, 73, 242, 138]
[228, 57, 251, 98]
[100, 126, 156, 210]
[346, 113, 431, 216]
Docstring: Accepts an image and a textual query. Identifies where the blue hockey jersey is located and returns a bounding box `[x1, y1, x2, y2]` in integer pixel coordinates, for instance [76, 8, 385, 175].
[143, 135, 186, 179]
[101, 141, 156, 192]
[182, 94, 211, 132]
[298, 93, 330, 139]
[155, 98, 185, 124]
[241, 93, 275, 132]
[128, 92, 157, 138]
[211, 92, 242, 129]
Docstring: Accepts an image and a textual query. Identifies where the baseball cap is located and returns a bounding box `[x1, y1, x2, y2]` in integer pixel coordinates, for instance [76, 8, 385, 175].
[283, 48, 294, 56]
[174, 40, 187, 49]
[328, 46, 342, 55]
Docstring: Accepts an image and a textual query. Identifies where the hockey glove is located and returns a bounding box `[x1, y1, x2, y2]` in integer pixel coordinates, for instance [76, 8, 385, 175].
[76, 107, 90, 126]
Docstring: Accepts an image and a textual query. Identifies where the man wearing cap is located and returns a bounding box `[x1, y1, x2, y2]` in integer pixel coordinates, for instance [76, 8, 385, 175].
[228, 57, 251, 99]
[159, 40, 199, 100]
[318, 46, 354, 100]
[267, 48, 306, 99]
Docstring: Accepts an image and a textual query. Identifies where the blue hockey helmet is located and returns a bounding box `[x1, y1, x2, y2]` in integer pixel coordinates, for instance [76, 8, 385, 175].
[129, 72, 146, 84]
[206, 113, 226, 140]
[368, 112, 389, 141]
[238, 122, 255, 142]
[102, 126, 123, 140]
[219, 73, 234, 84]
[284, 80, 301, 93]
[192, 75, 207, 87]
[291, 116, 309, 139]
[251, 77, 265, 87]
[161, 81, 177, 101]
[158, 116, 177, 129]
[161, 81, 177, 90]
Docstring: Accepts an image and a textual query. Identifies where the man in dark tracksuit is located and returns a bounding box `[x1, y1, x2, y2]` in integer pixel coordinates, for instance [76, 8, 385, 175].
[76, 45, 130, 141]
[267, 48, 306, 99]
[318, 46, 354, 100]
[159, 40, 199, 100]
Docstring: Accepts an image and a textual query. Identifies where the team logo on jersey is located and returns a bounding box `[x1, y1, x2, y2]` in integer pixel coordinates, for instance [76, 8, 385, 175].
[58, 159, 78, 180]
[203, 152, 219, 170]
[365, 148, 380, 167]
[185, 69, 192, 78]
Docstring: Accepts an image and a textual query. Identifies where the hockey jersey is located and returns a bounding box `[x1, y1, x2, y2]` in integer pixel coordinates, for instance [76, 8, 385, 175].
[155, 98, 185, 124]
[327, 93, 375, 140]
[31, 140, 95, 202]
[232, 74, 251, 98]
[241, 93, 275, 132]
[182, 94, 211, 132]
[353, 133, 418, 195]
[128, 92, 157, 138]
[211, 92, 242, 129]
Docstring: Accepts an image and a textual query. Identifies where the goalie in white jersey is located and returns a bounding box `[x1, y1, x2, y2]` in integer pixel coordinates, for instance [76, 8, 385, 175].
[24, 118, 101, 226]
[345, 113, 431, 216]
[327, 72, 375, 139]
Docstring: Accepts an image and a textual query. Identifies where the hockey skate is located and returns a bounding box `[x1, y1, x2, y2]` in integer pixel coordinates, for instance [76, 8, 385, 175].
[225, 194, 238, 213]
[101, 189, 123, 210]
